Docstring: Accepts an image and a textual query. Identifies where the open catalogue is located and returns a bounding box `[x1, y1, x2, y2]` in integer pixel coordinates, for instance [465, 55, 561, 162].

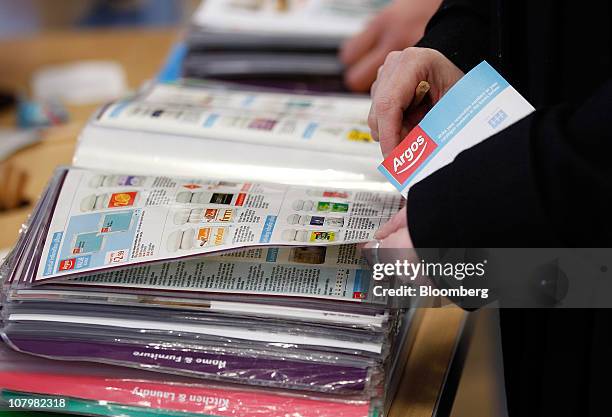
[75, 82, 390, 189]
[0, 80, 415, 417]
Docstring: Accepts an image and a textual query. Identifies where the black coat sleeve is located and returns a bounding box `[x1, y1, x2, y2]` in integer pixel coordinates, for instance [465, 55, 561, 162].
[407, 79, 612, 248]
[416, 0, 494, 72]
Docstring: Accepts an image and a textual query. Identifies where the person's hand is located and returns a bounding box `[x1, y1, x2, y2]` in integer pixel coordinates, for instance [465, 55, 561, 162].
[340, 0, 443, 92]
[369, 47, 464, 157]
[364, 206, 414, 264]
[374, 206, 412, 246]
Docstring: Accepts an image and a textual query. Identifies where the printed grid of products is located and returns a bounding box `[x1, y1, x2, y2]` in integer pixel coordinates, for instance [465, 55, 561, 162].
[67, 245, 386, 304]
[97, 84, 377, 154]
[142, 84, 371, 122]
[38, 168, 402, 281]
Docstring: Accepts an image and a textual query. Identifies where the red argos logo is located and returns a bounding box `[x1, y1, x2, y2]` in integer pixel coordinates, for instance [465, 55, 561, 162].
[382, 126, 437, 185]
[59, 258, 76, 271]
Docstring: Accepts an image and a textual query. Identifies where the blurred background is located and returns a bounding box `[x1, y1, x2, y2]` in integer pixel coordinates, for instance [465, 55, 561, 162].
[0, 0, 199, 38]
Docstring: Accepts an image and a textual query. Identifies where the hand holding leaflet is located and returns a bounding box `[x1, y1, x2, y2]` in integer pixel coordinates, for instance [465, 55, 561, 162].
[369, 48, 465, 156]
[376, 59, 535, 195]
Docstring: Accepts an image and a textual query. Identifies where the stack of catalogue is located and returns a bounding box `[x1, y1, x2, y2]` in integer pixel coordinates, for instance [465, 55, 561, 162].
[0, 80, 416, 417]
[183, 0, 389, 88]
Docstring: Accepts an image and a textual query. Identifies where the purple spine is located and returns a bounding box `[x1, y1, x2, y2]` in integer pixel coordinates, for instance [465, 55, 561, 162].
[9, 337, 368, 393]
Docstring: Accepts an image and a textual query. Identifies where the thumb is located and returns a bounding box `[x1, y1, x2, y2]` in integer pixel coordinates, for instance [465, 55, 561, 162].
[363, 226, 415, 267]
[374, 207, 407, 240]
[378, 227, 416, 265]
[379, 227, 414, 251]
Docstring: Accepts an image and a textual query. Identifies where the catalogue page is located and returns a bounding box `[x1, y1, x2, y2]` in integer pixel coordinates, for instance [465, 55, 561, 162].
[95, 83, 378, 157]
[36, 168, 402, 281]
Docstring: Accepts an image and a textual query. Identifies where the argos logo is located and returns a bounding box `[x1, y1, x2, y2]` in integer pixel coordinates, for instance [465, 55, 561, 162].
[381, 126, 437, 185]
[394, 135, 426, 173]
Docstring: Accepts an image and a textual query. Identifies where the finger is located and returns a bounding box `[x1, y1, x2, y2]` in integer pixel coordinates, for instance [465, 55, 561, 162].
[400, 101, 431, 138]
[371, 52, 404, 152]
[368, 73, 382, 142]
[380, 227, 413, 249]
[374, 207, 407, 240]
[368, 71, 383, 142]
[377, 228, 416, 265]
[363, 228, 415, 267]
[368, 102, 379, 142]
[370, 68, 382, 96]
[368, 53, 400, 145]
[373, 56, 421, 157]
[371, 78, 378, 96]
[340, 14, 384, 65]
[344, 45, 392, 92]
[377, 102, 404, 158]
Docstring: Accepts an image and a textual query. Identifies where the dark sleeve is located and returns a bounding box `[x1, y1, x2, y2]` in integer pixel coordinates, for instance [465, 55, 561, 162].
[415, 0, 493, 72]
[407, 79, 612, 248]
